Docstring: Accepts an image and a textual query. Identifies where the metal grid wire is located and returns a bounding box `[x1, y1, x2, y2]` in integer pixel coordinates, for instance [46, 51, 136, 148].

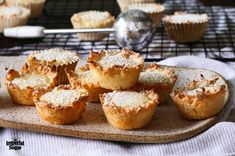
[0, 0, 235, 61]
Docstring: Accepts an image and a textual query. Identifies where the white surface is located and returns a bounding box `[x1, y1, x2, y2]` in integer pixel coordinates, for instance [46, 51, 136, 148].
[0, 56, 235, 156]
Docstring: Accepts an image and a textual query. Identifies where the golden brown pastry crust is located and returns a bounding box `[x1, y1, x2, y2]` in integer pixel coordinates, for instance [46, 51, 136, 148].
[100, 90, 159, 130]
[170, 77, 226, 120]
[87, 48, 144, 90]
[0, 6, 30, 32]
[71, 11, 115, 41]
[6, 0, 46, 18]
[127, 3, 165, 27]
[163, 12, 209, 43]
[33, 85, 89, 125]
[135, 64, 177, 103]
[27, 49, 79, 84]
[5, 64, 58, 106]
[66, 65, 110, 102]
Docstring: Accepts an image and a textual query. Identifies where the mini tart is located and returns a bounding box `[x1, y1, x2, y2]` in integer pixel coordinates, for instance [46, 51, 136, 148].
[6, 0, 46, 18]
[33, 85, 88, 125]
[163, 12, 209, 43]
[27, 48, 79, 84]
[0, 6, 30, 32]
[170, 76, 226, 120]
[5, 64, 58, 106]
[100, 90, 159, 130]
[117, 0, 155, 12]
[71, 11, 115, 41]
[87, 48, 144, 90]
[135, 64, 177, 103]
[66, 65, 110, 102]
[127, 3, 165, 27]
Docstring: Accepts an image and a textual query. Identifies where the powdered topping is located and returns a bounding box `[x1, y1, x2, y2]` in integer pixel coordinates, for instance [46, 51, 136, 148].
[98, 51, 140, 69]
[128, 3, 165, 13]
[40, 89, 82, 106]
[139, 70, 171, 85]
[0, 6, 22, 16]
[169, 13, 208, 23]
[103, 91, 148, 107]
[76, 11, 111, 23]
[12, 74, 50, 89]
[33, 49, 79, 65]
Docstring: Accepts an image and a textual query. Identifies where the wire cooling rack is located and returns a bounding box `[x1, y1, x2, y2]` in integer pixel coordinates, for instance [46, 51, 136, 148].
[0, 0, 235, 61]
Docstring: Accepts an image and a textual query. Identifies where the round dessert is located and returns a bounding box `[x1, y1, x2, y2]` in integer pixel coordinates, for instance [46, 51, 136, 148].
[163, 12, 209, 43]
[136, 64, 177, 103]
[33, 85, 88, 125]
[127, 3, 165, 27]
[87, 48, 144, 90]
[100, 90, 159, 130]
[171, 76, 226, 120]
[66, 65, 110, 102]
[27, 48, 79, 84]
[71, 10, 115, 41]
[6, 0, 46, 18]
[5, 64, 58, 106]
[117, 0, 155, 12]
[0, 6, 30, 32]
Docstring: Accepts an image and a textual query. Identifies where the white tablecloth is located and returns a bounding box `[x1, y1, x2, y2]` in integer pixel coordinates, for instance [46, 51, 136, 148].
[0, 56, 235, 156]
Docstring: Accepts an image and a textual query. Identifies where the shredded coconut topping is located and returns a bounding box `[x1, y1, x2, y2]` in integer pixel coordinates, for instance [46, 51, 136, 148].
[103, 91, 148, 107]
[98, 52, 140, 69]
[170, 14, 208, 23]
[0, 6, 22, 16]
[40, 89, 82, 106]
[33, 49, 79, 65]
[139, 70, 170, 85]
[77, 11, 110, 23]
[12, 74, 50, 90]
[186, 85, 222, 96]
[128, 3, 164, 13]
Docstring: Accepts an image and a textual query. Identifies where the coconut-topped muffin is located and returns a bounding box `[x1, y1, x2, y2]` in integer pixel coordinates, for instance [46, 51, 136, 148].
[71, 11, 115, 41]
[100, 90, 159, 130]
[163, 12, 209, 43]
[66, 65, 110, 102]
[136, 64, 177, 103]
[0, 6, 30, 32]
[28, 48, 79, 84]
[5, 64, 57, 106]
[88, 48, 144, 90]
[127, 3, 165, 27]
[34, 85, 88, 125]
[6, 0, 46, 18]
[171, 75, 226, 120]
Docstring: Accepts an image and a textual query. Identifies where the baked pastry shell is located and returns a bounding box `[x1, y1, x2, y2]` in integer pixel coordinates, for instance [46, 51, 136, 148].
[6, 0, 46, 18]
[135, 64, 177, 103]
[170, 85, 226, 120]
[66, 68, 110, 102]
[100, 90, 159, 130]
[27, 51, 79, 84]
[71, 11, 115, 41]
[0, 6, 30, 32]
[5, 64, 58, 106]
[33, 85, 89, 125]
[117, 0, 155, 12]
[87, 49, 144, 90]
[163, 12, 209, 43]
[128, 3, 165, 27]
